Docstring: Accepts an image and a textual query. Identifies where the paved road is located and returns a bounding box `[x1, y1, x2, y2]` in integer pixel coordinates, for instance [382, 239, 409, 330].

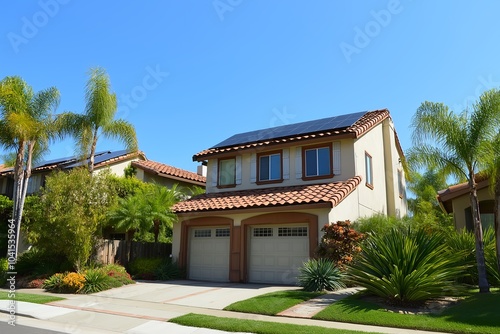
[0, 320, 65, 334]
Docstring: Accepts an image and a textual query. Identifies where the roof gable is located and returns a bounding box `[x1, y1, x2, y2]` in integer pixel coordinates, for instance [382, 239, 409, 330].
[132, 160, 206, 186]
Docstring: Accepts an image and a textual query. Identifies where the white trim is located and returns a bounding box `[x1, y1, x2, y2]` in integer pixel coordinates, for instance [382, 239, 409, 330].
[295, 147, 302, 179]
[283, 148, 290, 180]
[235, 156, 242, 185]
[250, 154, 257, 183]
[333, 142, 341, 175]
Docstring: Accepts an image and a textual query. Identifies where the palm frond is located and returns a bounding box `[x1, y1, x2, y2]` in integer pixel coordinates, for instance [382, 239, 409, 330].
[102, 119, 138, 152]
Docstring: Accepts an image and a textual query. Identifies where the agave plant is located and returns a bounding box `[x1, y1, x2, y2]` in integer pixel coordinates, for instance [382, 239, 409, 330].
[298, 258, 346, 292]
[348, 227, 466, 305]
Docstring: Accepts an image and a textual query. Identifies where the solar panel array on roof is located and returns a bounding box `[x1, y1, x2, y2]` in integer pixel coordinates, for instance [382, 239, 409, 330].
[212, 111, 367, 148]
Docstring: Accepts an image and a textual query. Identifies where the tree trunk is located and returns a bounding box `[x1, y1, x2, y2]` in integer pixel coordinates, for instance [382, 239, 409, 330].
[153, 220, 160, 243]
[469, 173, 490, 293]
[495, 176, 500, 275]
[88, 131, 98, 173]
[11, 141, 26, 261]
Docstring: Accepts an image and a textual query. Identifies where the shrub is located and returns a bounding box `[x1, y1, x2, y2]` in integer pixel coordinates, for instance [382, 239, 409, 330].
[155, 259, 182, 280]
[15, 249, 72, 277]
[43, 273, 65, 292]
[62, 272, 85, 293]
[446, 227, 500, 286]
[352, 214, 410, 236]
[128, 258, 163, 279]
[81, 269, 110, 294]
[0, 258, 8, 287]
[316, 220, 365, 269]
[348, 227, 466, 306]
[299, 258, 346, 292]
[102, 264, 134, 286]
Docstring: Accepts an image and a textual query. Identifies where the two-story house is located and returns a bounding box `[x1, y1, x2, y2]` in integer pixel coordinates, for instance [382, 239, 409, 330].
[172, 109, 407, 284]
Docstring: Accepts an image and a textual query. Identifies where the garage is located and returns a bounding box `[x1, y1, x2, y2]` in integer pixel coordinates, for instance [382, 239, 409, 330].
[248, 225, 309, 285]
[188, 227, 230, 282]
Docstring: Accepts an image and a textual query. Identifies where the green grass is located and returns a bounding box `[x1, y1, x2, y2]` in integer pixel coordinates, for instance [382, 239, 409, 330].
[223, 290, 322, 315]
[170, 313, 381, 334]
[314, 291, 500, 334]
[0, 291, 64, 304]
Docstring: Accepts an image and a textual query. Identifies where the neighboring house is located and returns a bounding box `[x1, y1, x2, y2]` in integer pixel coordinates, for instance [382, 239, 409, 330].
[172, 109, 407, 284]
[437, 176, 495, 231]
[0, 150, 146, 198]
[132, 160, 206, 190]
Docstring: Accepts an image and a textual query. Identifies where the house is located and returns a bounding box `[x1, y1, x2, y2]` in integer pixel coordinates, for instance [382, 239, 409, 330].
[0, 150, 146, 198]
[437, 176, 495, 231]
[132, 160, 206, 190]
[172, 109, 407, 284]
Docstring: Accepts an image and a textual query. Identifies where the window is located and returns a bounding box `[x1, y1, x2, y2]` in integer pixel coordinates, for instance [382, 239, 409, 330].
[365, 152, 373, 189]
[218, 158, 236, 187]
[194, 229, 211, 238]
[253, 227, 273, 237]
[215, 228, 230, 237]
[303, 144, 332, 179]
[258, 151, 282, 183]
[398, 169, 404, 198]
[278, 227, 308, 237]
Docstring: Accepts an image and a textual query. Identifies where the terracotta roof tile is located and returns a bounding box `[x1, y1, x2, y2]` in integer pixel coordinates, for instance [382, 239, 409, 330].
[173, 176, 362, 213]
[132, 160, 206, 185]
[193, 109, 391, 161]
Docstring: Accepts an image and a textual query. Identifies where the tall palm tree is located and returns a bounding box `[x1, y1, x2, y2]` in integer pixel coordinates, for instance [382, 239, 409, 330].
[0, 76, 60, 259]
[408, 89, 500, 293]
[60, 67, 138, 172]
[143, 184, 180, 243]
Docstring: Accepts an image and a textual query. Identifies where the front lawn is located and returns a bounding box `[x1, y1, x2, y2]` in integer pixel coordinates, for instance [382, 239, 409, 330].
[0, 291, 64, 304]
[314, 291, 500, 334]
[223, 290, 322, 315]
[170, 313, 381, 334]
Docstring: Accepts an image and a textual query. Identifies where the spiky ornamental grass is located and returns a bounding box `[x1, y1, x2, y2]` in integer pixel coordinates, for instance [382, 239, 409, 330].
[299, 258, 346, 292]
[348, 228, 467, 306]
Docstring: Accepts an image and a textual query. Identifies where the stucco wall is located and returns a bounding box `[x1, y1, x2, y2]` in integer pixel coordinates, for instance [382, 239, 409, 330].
[451, 187, 493, 230]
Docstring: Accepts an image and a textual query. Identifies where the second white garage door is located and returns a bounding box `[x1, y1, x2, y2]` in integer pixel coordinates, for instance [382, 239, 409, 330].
[248, 225, 309, 285]
[189, 227, 230, 282]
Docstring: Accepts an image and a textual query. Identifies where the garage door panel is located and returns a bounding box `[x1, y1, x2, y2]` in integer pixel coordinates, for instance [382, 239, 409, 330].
[189, 227, 229, 282]
[249, 225, 309, 285]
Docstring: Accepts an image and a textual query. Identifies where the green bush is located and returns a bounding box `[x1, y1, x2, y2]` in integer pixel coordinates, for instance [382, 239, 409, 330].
[16, 249, 72, 277]
[128, 258, 163, 279]
[42, 273, 65, 293]
[352, 214, 410, 236]
[298, 258, 346, 292]
[102, 264, 134, 286]
[80, 269, 111, 294]
[348, 227, 466, 306]
[0, 258, 8, 287]
[155, 259, 182, 280]
[446, 228, 500, 286]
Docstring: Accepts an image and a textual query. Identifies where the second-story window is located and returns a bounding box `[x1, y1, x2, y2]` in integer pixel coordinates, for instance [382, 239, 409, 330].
[258, 151, 282, 183]
[365, 152, 373, 189]
[218, 158, 236, 187]
[303, 144, 332, 179]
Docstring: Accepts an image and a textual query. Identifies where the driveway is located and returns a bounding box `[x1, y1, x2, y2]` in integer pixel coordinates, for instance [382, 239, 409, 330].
[92, 280, 299, 309]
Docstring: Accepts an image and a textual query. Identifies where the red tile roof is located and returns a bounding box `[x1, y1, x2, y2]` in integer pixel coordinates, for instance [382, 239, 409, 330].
[193, 109, 391, 161]
[173, 176, 362, 213]
[132, 160, 206, 185]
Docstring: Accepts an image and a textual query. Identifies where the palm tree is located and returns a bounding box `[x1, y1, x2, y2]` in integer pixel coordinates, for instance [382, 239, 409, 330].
[60, 67, 137, 172]
[143, 184, 180, 243]
[0, 76, 60, 259]
[408, 89, 500, 293]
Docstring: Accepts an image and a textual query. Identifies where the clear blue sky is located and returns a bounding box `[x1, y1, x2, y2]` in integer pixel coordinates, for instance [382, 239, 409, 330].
[2, 1, 500, 173]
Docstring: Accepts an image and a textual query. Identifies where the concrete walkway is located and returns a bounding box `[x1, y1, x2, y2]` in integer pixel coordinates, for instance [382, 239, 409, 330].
[0, 281, 452, 334]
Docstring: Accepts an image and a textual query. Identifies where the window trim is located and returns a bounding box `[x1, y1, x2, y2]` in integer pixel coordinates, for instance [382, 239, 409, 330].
[301, 143, 333, 180]
[256, 150, 284, 185]
[217, 157, 237, 188]
[365, 151, 373, 189]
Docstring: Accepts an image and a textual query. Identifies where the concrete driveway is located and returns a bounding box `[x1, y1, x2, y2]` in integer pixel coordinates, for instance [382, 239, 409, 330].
[92, 280, 299, 309]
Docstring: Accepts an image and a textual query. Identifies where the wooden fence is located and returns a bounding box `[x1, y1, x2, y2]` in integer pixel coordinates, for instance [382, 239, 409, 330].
[95, 239, 172, 266]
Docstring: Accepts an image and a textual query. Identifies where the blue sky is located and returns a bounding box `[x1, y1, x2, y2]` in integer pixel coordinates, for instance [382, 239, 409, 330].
[2, 1, 500, 173]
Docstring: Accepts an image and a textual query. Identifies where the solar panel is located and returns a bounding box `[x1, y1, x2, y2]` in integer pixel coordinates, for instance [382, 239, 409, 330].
[212, 111, 366, 148]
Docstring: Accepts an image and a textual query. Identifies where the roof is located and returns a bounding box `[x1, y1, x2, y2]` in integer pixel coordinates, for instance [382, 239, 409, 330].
[132, 160, 206, 186]
[0, 150, 146, 176]
[172, 176, 362, 213]
[437, 175, 490, 213]
[193, 109, 392, 161]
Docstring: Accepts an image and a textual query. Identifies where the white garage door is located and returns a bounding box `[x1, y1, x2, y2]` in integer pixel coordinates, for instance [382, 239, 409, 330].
[189, 227, 230, 282]
[249, 225, 309, 285]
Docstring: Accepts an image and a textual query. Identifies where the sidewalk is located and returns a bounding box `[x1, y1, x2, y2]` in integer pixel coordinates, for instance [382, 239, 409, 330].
[0, 284, 452, 334]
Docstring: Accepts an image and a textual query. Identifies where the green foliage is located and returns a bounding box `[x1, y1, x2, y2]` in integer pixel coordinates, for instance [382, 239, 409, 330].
[109, 174, 148, 198]
[299, 258, 346, 292]
[352, 214, 409, 236]
[315, 220, 364, 268]
[123, 164, 137, 178]
[446, 228, 500, 286]
[348, 228, 466, 306]
[15, 248, 72, 277]
[127, 257, 163, 279]
[42, 273, 65, 293]
[22, 168, 117, 271]
[80, 269, 110, 294]
[155, 259, 183, 280]
[0, 258, 7, 287]
[0, 195, 13, 255]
